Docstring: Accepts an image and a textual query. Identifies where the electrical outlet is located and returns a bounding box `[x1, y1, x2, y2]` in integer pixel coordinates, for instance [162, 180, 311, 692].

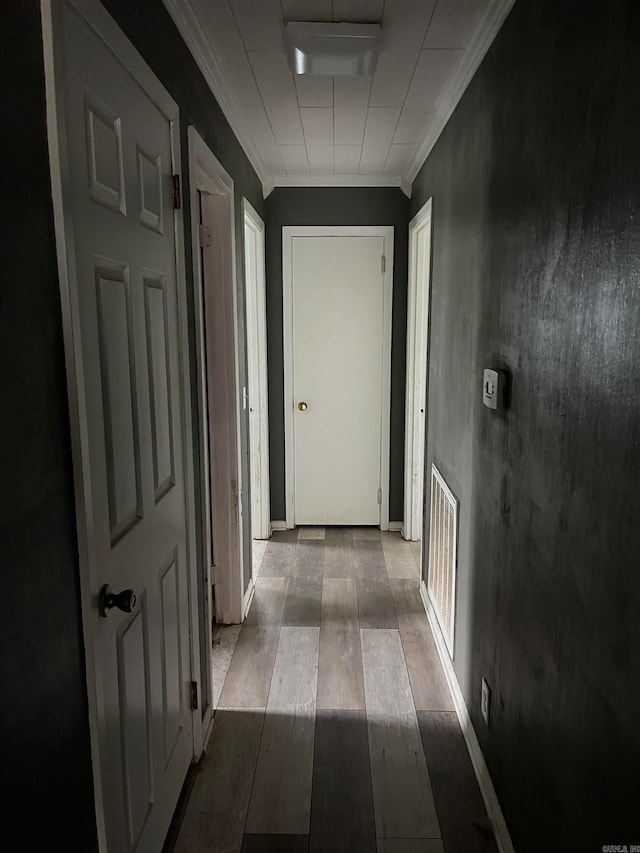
[481, 677, 491, 725]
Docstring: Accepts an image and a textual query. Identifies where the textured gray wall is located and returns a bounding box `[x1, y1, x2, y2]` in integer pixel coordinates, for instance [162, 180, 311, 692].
[0, 2, 264, 845]
[411, 0, 640, 847]
[265, 187, 410, 523]
[0, 3, 97, 847]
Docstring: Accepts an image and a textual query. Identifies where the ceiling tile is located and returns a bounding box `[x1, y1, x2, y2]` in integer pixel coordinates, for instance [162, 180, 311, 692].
[333, 76, 371, 145]
[248, 51, 305, 144]
[307, 146, 334, 173]
[280, 145, 310, 174]
[300, 107, 334, 148]
[369, 0, 437, 107]
[359, 106, 401, 174]
[190, 0, 263, 108]
[281, 0, 332, 22]
[383, 143, 417, 175]
[241, 107, 285, 171]
[404, 49, 462, 109]
[393, 108, 431, 145]
[229, 0, 284, 51]
[393, 49, 461, 143]
[334, 145, 362, 174]
[423, 0, 489, 49]
[295, 75, 334, 107]
[359, 146, 389, 174]
[332, 0, 384, 23]
[362, 107, 401, 151]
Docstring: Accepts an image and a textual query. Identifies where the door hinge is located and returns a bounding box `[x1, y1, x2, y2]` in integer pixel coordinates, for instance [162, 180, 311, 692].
[171, 174, 181, 209]
[189, 681, 199, 711]
[381, 255, 386, 274]
[210, 564, 219, 586]
[200, 223, 213, 248]
[377, 487, 382, 505]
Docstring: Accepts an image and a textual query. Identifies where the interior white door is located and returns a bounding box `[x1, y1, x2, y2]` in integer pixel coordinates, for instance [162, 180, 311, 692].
[292, 235, 385, 525]
[59, 5, 192, 850]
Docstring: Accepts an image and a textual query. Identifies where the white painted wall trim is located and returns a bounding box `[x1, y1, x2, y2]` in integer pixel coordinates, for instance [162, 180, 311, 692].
[242, 199, 271, 541]
[187, 127, 245, 628]
[161, 0, 270, 194]
[282, 225, 394, 532]
[273, 174, 411, 197]
[271, 520, 287, 532]
[388, 521, 404, 533]
[405, 0, 515, 185]
[243, 576, 256, 619]
[43, 0, 203, 845]
[404, 199, 433, 541]
[420, 581, 516, 853]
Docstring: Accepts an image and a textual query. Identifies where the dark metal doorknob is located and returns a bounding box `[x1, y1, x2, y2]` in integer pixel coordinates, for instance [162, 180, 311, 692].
[99, 584, 137, 617]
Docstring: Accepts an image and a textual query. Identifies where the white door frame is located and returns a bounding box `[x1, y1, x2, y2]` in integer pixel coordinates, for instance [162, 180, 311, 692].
[404, 198, 433, 541]
[282, 225, 394, 531]
[42, 0, 203, 846]
[187, 127, 247, 626]
[242, 199, 271, 541]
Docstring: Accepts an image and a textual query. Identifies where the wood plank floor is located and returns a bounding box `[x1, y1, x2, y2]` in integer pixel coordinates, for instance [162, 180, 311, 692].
[173, 528, 498, 853]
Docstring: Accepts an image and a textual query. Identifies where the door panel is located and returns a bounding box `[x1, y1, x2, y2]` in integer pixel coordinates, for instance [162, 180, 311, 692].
[292, 236, 385, 525]
[58, 4, 192, 850]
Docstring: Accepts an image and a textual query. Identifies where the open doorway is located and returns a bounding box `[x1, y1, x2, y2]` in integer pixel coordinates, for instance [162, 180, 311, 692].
[242, 199, 270, 581]
[404, 198, 433, 574]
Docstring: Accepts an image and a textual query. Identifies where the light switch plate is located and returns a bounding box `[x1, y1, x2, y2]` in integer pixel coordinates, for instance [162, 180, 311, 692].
[483, 368, 506, 409]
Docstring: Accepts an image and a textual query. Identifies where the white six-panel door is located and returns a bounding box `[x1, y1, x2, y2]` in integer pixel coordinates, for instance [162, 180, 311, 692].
[50, 3, 194, 849]
[284, 229, 394, 527]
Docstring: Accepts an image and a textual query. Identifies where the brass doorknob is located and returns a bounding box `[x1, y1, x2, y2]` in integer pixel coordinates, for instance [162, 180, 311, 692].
[298, 401, 308, 411]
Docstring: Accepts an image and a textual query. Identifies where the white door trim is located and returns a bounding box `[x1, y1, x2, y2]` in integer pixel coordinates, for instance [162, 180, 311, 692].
[404, 199, 433, 541]
[187, 127, 246, 627]
[42, 0, 202, 846]
[282, 225, 394, 531]
[242, 199, 271, 541]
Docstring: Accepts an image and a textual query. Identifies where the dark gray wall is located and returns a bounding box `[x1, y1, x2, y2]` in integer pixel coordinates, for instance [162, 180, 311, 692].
[265, 187, 410, 523]
[411, 0, 640, 848]
[0, 3, 97, 847]
[0, 1, 264, 845]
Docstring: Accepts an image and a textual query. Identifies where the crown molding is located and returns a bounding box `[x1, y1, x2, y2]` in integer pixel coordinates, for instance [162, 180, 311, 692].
[162, 0, 271, 193]
[272, 174, 410, 196]
[404, 0, 516, 187]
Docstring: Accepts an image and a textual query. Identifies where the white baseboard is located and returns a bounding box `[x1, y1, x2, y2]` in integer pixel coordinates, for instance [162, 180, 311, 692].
[270, 520, 287, 532]
[242, 577, 255, 620]
[388, 521, 404, 533]
[419, 581, 516, 853]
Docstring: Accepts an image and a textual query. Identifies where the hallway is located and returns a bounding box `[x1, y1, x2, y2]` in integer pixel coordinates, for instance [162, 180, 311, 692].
[172, 529, 497, 853]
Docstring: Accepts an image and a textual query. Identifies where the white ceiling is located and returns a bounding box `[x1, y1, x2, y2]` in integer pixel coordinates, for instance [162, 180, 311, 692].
[163, 0, 514, 195]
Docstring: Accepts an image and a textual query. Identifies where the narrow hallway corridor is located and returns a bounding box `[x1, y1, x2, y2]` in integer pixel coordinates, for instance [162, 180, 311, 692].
[173, 529, 498, 853]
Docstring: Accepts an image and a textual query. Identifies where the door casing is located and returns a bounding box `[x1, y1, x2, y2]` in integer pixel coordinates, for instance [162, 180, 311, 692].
[42, 0, 203, 846]
[243, 199, 270, 542]
[187, 127, 248, 625]
[404, 199, 433, 542]
[282, 225, 394, 531]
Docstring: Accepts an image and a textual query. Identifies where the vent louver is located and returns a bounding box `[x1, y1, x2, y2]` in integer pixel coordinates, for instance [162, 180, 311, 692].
[427, 465, 458, 656]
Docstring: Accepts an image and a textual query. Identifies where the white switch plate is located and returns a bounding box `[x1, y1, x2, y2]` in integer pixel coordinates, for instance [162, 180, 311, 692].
[483, 368, 505, 409]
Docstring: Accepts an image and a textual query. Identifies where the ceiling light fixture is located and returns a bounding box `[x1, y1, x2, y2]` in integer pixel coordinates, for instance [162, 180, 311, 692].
[284, 22, 381, 77]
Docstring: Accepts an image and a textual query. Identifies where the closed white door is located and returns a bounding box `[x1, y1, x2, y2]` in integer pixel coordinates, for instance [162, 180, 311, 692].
[58, 5, 192, 850]
[290, 234, 389, 525]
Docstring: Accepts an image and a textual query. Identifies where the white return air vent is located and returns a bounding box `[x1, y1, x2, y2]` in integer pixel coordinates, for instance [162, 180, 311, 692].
[427, 465, 458, 657]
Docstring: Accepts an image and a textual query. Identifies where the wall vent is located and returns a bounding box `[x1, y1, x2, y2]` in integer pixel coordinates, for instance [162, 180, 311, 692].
[427, 464, 458, 656]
